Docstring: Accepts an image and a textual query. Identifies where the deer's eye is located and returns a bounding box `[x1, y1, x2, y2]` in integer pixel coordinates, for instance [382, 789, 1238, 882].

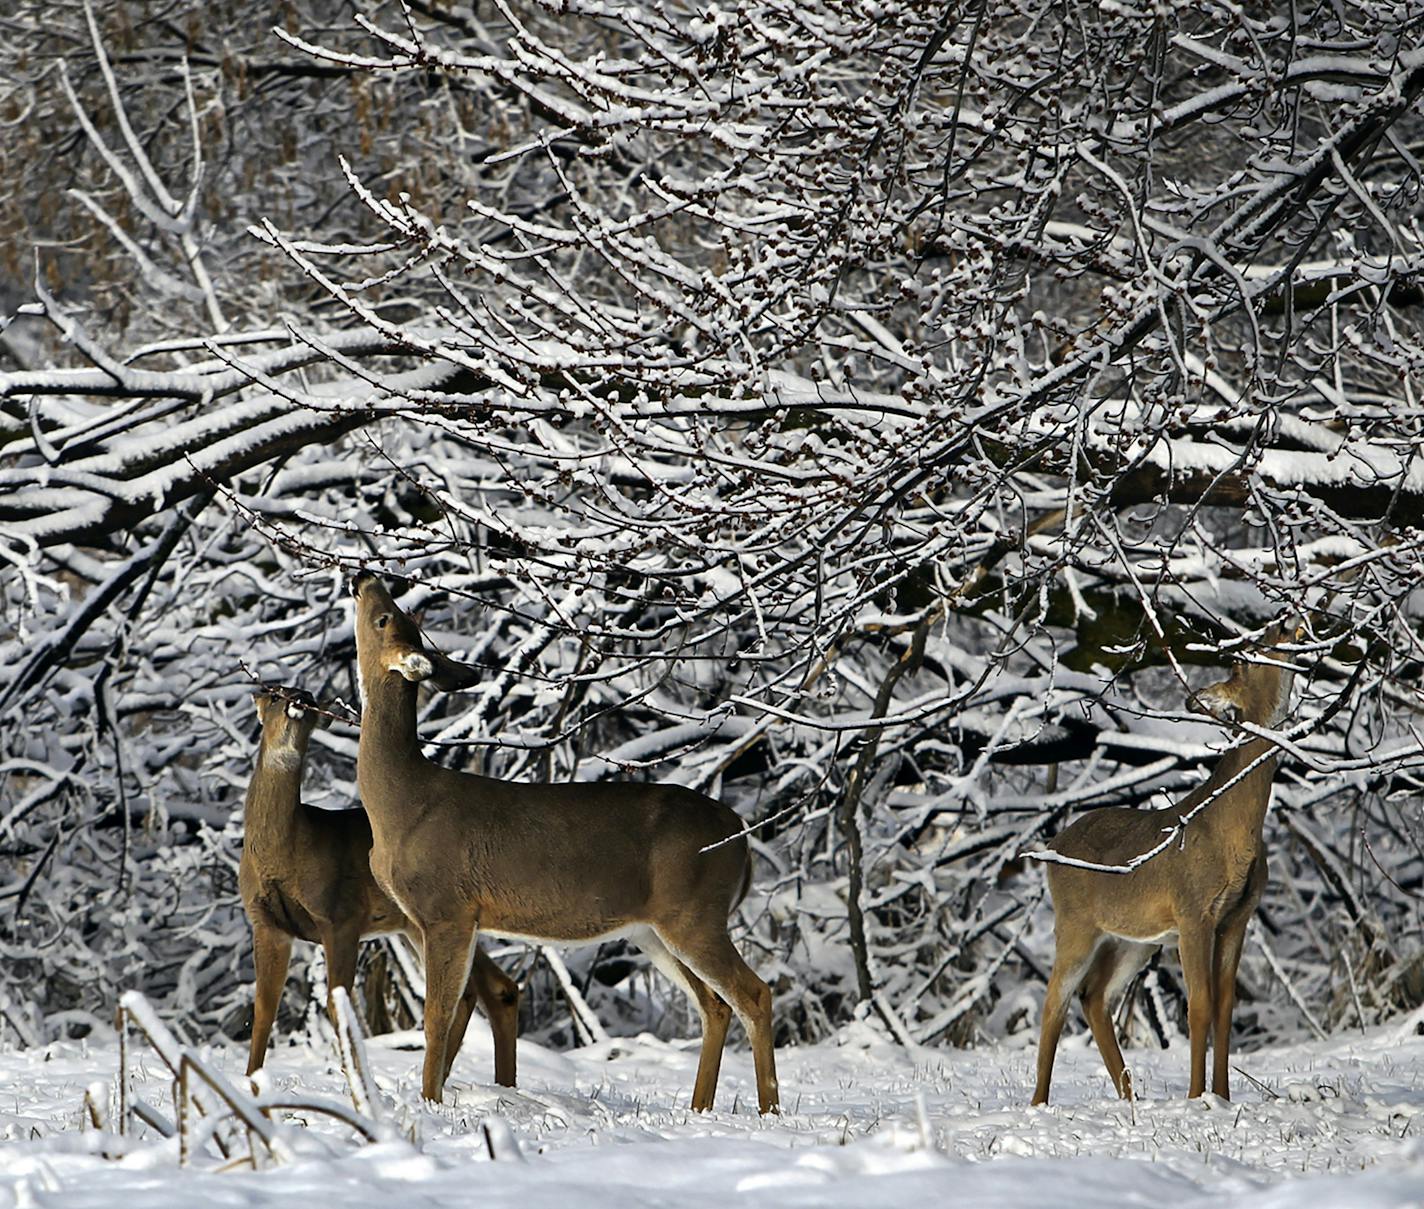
[376, 614, 390, 631]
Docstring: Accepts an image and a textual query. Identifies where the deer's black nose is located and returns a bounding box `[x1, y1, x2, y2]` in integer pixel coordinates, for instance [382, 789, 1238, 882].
[350, 571, 377, 598]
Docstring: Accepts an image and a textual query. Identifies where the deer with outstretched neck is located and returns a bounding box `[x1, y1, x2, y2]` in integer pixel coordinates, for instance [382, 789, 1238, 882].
[239, 685, 520, 1085]
[349, 573, 779, 1113]
[1031, 622, 1302, 1106]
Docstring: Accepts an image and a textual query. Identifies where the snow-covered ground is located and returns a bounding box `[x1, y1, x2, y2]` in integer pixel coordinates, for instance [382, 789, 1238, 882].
[2, 1010, 1422, 1208]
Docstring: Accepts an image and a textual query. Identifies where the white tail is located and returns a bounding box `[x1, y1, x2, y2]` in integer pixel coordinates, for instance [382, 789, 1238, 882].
[1032, 623, 1301, 1104]
[348, 574, 779, 1113]
[238, 685, 519, 1085]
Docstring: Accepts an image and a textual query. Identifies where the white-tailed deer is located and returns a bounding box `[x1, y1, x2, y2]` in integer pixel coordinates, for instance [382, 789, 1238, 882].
[239, 685, 520, 1085]
[1032, 623, 1300, 1105]
[349, 574, 779, 1113]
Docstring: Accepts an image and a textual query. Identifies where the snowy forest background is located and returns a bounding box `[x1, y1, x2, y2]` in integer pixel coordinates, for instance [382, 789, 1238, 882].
[1, 0, 1423, 1066]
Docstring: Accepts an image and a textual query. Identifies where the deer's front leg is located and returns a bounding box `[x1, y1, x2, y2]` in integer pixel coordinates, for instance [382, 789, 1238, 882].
[1177, 922, 1217, 1099]
[1210, 863, 1263, 1098]
[1209, 916, 1251, 1100]
[248, 924, 293, 1076]
[420, 919, 479, 1103]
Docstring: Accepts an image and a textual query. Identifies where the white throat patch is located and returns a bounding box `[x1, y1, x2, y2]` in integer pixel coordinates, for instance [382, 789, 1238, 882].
[393, 651, 433, 682]
[263, 746, 302, 773]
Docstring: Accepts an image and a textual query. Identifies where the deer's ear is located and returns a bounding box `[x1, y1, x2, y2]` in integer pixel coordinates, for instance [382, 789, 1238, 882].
[1276, 611, 1307, 643]
[427, 649, 480, 693]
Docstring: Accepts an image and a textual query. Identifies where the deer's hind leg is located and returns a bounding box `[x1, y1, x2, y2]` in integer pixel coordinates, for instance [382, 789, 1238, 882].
[1079, 940, 1155, 1100]
[636, 928, 733, 1112]
[654, 921, 777, 1115]
[1033, 922, 1101, 1106]
[464, 947, 521, 1089]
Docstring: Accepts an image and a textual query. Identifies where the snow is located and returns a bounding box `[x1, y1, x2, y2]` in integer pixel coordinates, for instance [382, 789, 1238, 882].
[2, 1015, 1422, 1208]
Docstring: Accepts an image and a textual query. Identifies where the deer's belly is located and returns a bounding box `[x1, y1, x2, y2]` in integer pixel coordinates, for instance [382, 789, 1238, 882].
[1106, 925, 1178, 945]
[479, 920, 645, 946]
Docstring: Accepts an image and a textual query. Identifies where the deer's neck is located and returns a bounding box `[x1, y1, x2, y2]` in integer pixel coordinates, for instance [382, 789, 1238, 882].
[356, 674, 426, 833]
[1203, 737, 1279, 839]
[243, 745, 306, 853]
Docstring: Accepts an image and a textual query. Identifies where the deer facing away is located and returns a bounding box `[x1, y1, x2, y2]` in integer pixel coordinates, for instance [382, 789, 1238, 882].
[349, 574, 779, 1113]
[1032, 624, 1300, 1105]
[239, 686, 520, 1085]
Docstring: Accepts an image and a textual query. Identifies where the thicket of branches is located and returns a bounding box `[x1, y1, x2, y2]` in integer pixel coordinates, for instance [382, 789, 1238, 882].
[2, 0, 1423, 1056]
